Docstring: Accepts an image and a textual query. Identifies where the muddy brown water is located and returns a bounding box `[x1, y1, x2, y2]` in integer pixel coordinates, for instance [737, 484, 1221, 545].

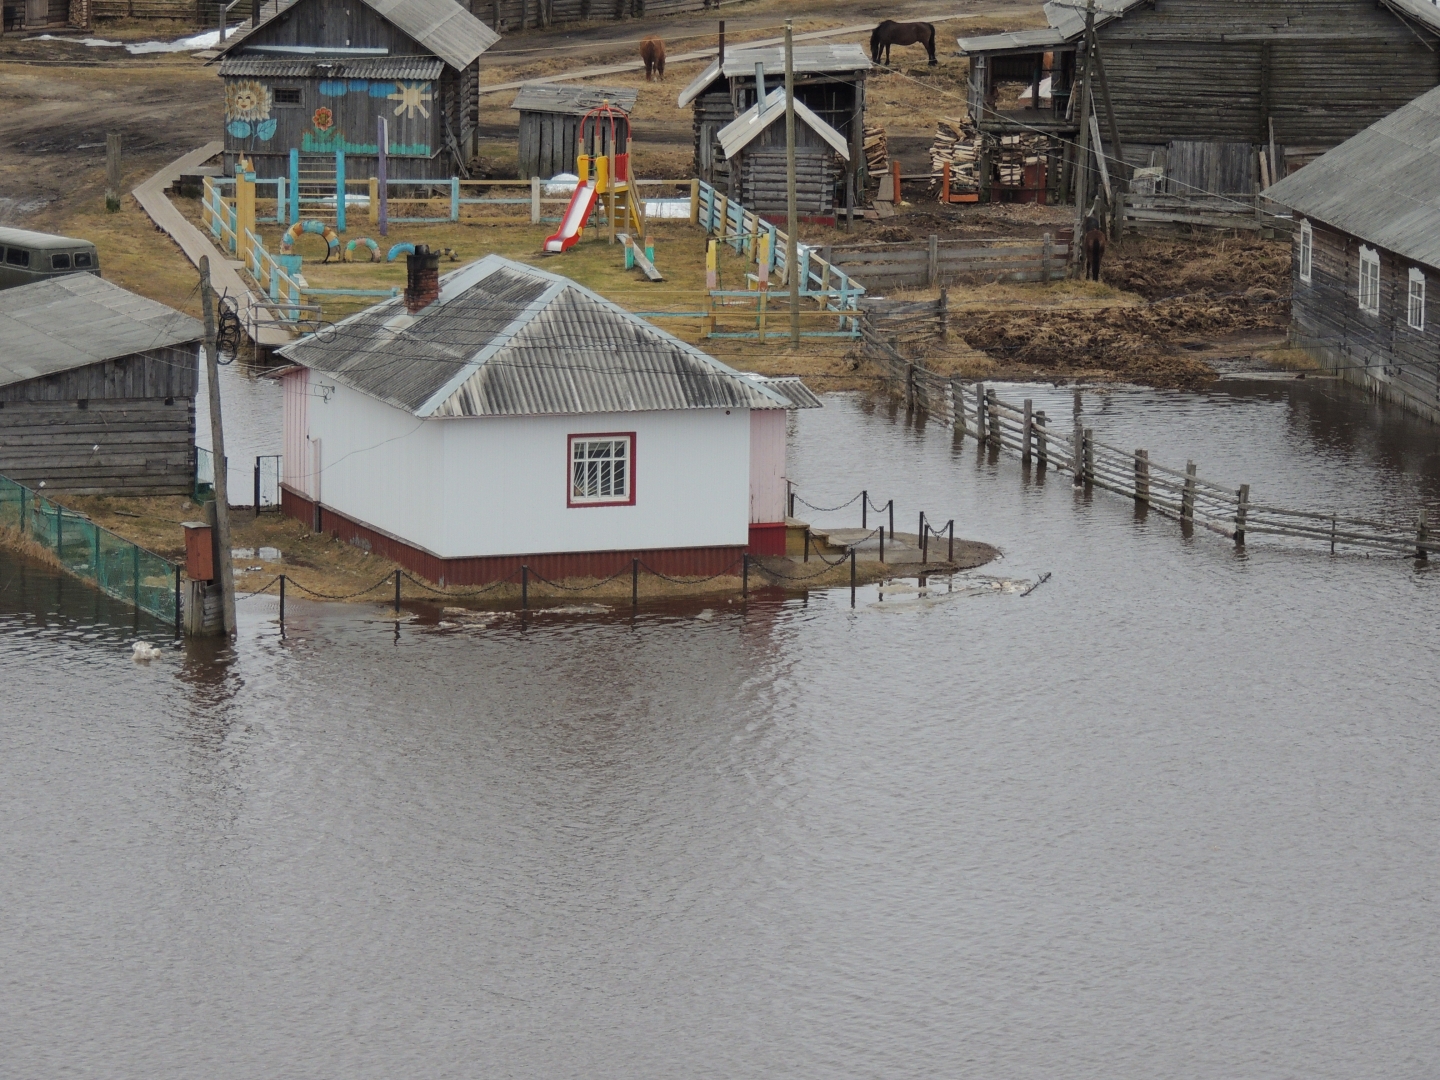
[4, 378, 1440, 1077]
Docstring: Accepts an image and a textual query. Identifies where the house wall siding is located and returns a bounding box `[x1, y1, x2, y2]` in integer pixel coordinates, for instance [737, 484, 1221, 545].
[1291, 218, 1440, 423]
[748, 407, 786, 524]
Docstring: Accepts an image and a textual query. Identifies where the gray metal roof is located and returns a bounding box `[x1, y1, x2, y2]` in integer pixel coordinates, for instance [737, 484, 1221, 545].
[1265, 84, 1440, 271]
[957, 27, 1070, 55]
[0, 275, 202, 390]
[278, 255, 803, 416]
[511, 83, 637, 115]
[743, 375, 823, 409]
[961, 0, 1440, 52]
[717, 87, 851, 161]
[214, 0, 498, 71]
[219, 55, 443, 78]
[677, 44, 872, 107]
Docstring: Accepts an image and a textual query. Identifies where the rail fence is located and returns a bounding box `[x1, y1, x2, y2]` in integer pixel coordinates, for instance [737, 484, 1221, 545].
[826, 233, 1071, 289]
[1123, 193, 1296, 237]
[862, 342, 1439, 559]
[0, 473, 180, 627]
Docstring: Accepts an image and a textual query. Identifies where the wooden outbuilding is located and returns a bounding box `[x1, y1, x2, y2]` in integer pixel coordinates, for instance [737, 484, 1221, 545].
[958, 0, 1440, 197]
[676, 43, 872, 207]
[1266, 84, 1440, 425]
[275, 252, 820, 583]
[717, 88, 851, 221]
[510, 83, 637, 180]
[212, 0, 499, 180]
[0, 274, 202, 495]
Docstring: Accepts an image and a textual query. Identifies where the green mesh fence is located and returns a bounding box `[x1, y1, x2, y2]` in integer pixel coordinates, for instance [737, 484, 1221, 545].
[0, 473, 179, 625]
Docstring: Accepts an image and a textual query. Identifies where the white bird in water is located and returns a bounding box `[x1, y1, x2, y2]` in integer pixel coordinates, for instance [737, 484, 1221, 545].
[131, 641, 162, 662]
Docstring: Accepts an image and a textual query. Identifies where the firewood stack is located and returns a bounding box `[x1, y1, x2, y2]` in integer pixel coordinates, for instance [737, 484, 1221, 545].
[929, 116, 980, 192]
[994, 133, 1047, 186]
[864, 125, 889, 180]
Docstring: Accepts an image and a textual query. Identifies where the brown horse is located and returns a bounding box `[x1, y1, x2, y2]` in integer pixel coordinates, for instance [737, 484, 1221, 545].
[640, 37, 666, 81]
[1083, 214, 1107, 281]
[870, 21, 937, 66]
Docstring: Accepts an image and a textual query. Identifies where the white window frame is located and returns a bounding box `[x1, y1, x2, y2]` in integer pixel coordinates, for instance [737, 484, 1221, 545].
[1408, 267, 1426, 332]
[568, 433, 635, 507]
[1358, 245, 1380, 317]
[1298, 220, 1313, 285]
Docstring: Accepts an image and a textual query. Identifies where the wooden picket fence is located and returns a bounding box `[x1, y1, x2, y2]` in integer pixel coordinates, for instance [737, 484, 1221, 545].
[862, 338, 1439, 558]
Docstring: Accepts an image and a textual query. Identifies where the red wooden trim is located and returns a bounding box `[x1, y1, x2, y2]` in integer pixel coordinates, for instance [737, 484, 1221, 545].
[281, 488, 743, 586]
[567, 431, 637, 508]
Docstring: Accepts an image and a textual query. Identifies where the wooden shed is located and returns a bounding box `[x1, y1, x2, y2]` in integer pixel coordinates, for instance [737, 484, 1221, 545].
[717, 88, 851, 221]
[676, 43, 872, 206]
[0, 274, 203, 495]
[1266, 84, 1440, 425]
[958, 0, 1440, 196]
[510, 83, 637, 180]
[212, 0, 499, 180]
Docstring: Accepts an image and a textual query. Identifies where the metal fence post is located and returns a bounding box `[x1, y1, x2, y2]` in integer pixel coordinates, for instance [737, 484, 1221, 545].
[531, 175, 541, 224]
[888, 499, 894, 539]
[174, 565, 181, 639]
[254, 457, 261, 512]
[948, 520, 954, 563]
[879, 525, 885, 564]
[279, 573, 286, 632]
[862, 490, 868, 529]
[850, 547, 857, 607]
[451, 176, 460, 221]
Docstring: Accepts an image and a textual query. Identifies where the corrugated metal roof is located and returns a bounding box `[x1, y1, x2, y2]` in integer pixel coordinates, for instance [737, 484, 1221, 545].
[717, 87, 851, 161]
[511, 83, 637, 114]
[957, 27, 1070, 55]
[677, 44, 872, 107]
[219, 55, 443, 78]
[214, 0, 497, 71]
[1265, 84, 1440, 271]
[743, 375, 823, 409]
[0, 275, 202, 390]
[278, 255, 804, 416]
[962, 0, 1440, 53]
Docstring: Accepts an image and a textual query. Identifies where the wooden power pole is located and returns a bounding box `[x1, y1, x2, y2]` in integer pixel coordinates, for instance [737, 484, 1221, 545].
[784, 19, 799, 345]
[199, 257, 238, 638]
[105, 133, 121, 213]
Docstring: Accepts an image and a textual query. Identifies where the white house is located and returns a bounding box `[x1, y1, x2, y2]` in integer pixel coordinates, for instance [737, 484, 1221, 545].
[275, 250, 819, 585]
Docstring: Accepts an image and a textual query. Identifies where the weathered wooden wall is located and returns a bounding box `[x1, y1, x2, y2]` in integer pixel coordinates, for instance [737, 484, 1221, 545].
[0, 346, 198, 495]
[1099, 0, 1440, 150]
[692, 88, 733, 186]
[518, 111, 628, 179]
[730, 119, 838, 213]
[1292, 219, 1440, 425]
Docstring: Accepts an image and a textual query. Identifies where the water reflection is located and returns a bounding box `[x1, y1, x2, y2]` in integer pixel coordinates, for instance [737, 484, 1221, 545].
[3, 379, 1440, 1078]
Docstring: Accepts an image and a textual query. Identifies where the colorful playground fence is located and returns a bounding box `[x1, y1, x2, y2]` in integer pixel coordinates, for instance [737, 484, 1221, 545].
[0, 472, 180, 627]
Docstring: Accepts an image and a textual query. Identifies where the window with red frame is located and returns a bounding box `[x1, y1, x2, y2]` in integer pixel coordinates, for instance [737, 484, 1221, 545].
[569, 434, 634, 506]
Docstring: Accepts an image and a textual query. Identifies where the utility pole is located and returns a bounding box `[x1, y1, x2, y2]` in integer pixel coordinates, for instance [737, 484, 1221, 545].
[199, 256, 238, 638]
[1070, 0, 1097, 276]
[784, 19, 799, 345]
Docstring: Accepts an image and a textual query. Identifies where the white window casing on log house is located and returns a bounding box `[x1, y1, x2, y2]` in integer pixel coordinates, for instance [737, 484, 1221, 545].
[1409, 267, 1426, 332]
[1299, 220, 1313, 285]
[1359, 246, 1380, 316]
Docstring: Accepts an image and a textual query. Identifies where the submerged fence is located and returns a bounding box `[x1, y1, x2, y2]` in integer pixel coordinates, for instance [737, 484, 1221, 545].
[863, 344, 1440, 560]
[0, 474, 180, 626]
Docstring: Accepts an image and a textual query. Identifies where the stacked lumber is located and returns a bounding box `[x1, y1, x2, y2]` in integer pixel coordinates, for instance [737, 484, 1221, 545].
[929, 117, 979, 192]
[864, 126, 889, 179]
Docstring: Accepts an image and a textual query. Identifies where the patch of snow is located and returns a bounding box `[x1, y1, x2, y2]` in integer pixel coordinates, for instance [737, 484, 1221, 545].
[544, 173, 579, 196]
[36, 28, 222, 54]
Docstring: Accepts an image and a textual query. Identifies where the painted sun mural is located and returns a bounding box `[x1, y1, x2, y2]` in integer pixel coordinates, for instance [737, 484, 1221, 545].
[224, 80, 277, 140]
[388, 81, 433, 121]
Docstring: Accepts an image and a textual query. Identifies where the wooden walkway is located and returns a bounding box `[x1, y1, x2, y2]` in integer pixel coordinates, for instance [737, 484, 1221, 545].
[131, 141, 293, 348]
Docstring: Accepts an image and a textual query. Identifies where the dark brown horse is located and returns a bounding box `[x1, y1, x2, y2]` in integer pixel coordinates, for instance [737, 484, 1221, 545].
[640, 36, 666, 81]
[870, 21, 937, 66]
[1083, 214, 1107, 281]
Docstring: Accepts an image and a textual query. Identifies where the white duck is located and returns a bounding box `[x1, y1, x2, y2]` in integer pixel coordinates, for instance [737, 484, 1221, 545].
[132, 641, 162, 662]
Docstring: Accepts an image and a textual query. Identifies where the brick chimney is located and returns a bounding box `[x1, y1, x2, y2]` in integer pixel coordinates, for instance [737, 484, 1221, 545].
[404, 245, 441, 313]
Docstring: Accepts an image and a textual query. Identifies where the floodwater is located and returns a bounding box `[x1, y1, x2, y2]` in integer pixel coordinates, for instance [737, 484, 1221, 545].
[4, 377, 1440, 1078]
[194, 357, 283, 507]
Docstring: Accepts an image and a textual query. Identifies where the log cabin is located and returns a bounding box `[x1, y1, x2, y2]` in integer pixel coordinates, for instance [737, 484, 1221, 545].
[212, 0, 498, 180]
[958, 0, 1440, 198]
[1266, 84, 1440, 425]
[677, 43, 872, 211]
[511, 83, 637, 180]
[0, 275, 203, 495]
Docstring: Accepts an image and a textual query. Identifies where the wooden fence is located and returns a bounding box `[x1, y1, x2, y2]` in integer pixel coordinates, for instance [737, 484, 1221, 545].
[862, 338, 1439, 559]
[1123, 193, 1295, 237]
[826, 234, 1070, 290]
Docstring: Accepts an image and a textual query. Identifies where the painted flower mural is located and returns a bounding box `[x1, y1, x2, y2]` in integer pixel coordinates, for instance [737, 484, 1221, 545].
[225, 80, 276, 139]
[312, 106, 335, 132]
